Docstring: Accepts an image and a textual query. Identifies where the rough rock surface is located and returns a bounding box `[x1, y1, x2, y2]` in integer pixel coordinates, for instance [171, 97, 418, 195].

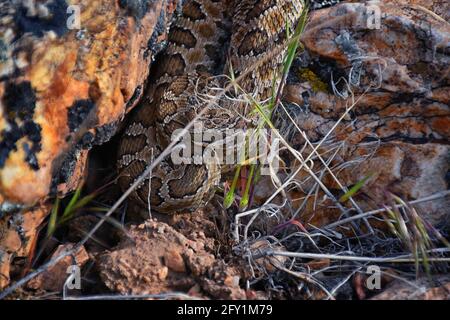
[27, 243, 88, 292]
[0, 0, 179, 206]
[280, 0, 449, 227]
[370, 275, 450, 300]
[0, 204, 49, 289]
[98, 218, 254, 299]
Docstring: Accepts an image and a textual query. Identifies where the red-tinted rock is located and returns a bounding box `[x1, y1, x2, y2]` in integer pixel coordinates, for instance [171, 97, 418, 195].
[27, 243, 89, 292]
[281, 1, 449, 226]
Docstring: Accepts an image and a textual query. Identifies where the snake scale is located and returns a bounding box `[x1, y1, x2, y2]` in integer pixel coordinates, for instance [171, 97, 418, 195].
[117, 0, 304, 214]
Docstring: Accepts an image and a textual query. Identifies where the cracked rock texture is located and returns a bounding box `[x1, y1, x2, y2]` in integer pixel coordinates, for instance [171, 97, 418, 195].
[280, 0, 449, 227]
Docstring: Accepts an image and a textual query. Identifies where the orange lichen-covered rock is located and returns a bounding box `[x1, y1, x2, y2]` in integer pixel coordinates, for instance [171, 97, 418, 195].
[0, 204, 49, 289]
[0, 0, 179, 207]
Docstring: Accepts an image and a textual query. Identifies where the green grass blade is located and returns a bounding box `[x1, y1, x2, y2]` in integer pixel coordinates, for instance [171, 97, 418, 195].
[62, 187, 82, 219]
[239, 164, 256, 210]
[282, 3, 309, 76]
[339, 173, 374, 203]
[47, 198, 60, 237]
[71, 192, 96, 212]
[224, 165, 242, 209]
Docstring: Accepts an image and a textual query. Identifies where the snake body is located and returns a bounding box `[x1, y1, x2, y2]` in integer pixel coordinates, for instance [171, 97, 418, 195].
[117, 0, 304, 214]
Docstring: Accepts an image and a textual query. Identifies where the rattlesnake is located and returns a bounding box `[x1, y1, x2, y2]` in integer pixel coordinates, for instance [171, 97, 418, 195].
[117, 0, 305, 214]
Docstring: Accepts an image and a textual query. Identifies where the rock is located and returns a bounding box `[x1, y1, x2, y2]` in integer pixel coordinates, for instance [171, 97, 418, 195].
[0, 0, 250, 298]
[386, 0, 450, 21]
[280, 0, 450, 227]
[0, 0, 179, 206]
[250, 240, 288, 273]
[27, 243, 89, 292]
[164, 249, 186, 273]
[370, 275, 450, 300]
[98, 219, 249, 299]
[0, 204, 49, 289]
[0, 0, 179, 291]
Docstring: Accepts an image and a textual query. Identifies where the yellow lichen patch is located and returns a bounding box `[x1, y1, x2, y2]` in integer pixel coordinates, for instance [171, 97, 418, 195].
[297, 68, 329, 93]
[96, 70, 125, 125]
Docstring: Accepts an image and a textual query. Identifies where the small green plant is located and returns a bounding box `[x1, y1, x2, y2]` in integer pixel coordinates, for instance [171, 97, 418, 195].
[46, 186, 97, 238]
[339, 173, 375, 203]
